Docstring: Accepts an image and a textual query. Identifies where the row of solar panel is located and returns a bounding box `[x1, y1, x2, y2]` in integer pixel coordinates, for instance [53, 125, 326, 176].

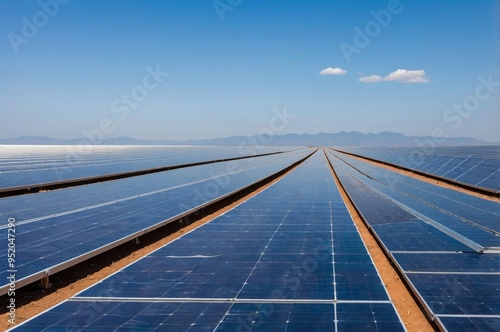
[0, 150, 308, 223]
[336, 146, 500, 193]
[0, 145, 292, 190]
[329, 150, 500, 248]
[327, 151, 500, 331]
[0, 149, 313, 295]
[12, 151, 405, 331]
[0, 146, 291, 173]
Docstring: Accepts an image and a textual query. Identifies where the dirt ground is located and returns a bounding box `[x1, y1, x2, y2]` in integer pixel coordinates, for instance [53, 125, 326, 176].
[0, 151, 443, 331]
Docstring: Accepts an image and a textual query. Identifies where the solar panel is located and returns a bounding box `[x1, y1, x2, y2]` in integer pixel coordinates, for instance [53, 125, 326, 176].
[0, 150, 313, 295]
[11, 301, 234, 331]
[337, 303, 405, 331]
[12, 150, 404, 331]
[408, 274, 500, 315]
[372, 221, 472, 252]
[335, 146, 500, 193]
[328, 151, 500, 248]
[393, 253, 500, 273]
[436, 317, 500, 332]
[0, 145, 294, 191]
[0, 150, 309, 221]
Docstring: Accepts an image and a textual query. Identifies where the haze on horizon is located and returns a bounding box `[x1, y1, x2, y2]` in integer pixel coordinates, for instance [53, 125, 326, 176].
[1, 0, 499, 142]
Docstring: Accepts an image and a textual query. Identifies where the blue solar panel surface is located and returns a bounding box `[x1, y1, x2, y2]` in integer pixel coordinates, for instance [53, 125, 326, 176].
[0, 149, 310, 222]
[337, 145, 500, 193]
[327, 150, 500, 331]
[13, 151, 404, 331]
[0, 145, 292, 190]
[393, 253, 500, 273]
[371, 221, 472, 252]
[329, 150, 500, 248]
[0, 149, 313, 294]
[408, 274, 500, 315]
[436, 317, 500, 332]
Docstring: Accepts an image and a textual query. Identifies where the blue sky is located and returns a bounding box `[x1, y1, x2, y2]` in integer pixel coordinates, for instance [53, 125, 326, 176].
[1, 0, 498, 141]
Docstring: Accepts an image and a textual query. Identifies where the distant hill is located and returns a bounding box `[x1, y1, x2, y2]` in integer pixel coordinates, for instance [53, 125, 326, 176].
[0, 132, 490, 147]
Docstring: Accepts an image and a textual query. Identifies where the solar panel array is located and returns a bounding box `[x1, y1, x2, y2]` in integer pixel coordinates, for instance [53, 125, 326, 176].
[327, 150, 500, 331]
[336, 146, 500, 193]
[5, 145, 498, 331]
[12, 151, 405, 331]
[329, 150, 500, 249]
[0, 145, 292, 191]
[0, 149, 313, 294]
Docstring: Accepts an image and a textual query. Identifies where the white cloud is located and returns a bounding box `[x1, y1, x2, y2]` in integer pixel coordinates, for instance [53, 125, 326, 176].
[383, 69, 429, 83]
[359, 75, 382, 83]
[320, 67, 347, 75]
[359, 69, 430, 83]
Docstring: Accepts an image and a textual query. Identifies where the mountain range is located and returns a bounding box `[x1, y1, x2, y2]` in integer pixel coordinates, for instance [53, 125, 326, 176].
[0, 131, 492, 147]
